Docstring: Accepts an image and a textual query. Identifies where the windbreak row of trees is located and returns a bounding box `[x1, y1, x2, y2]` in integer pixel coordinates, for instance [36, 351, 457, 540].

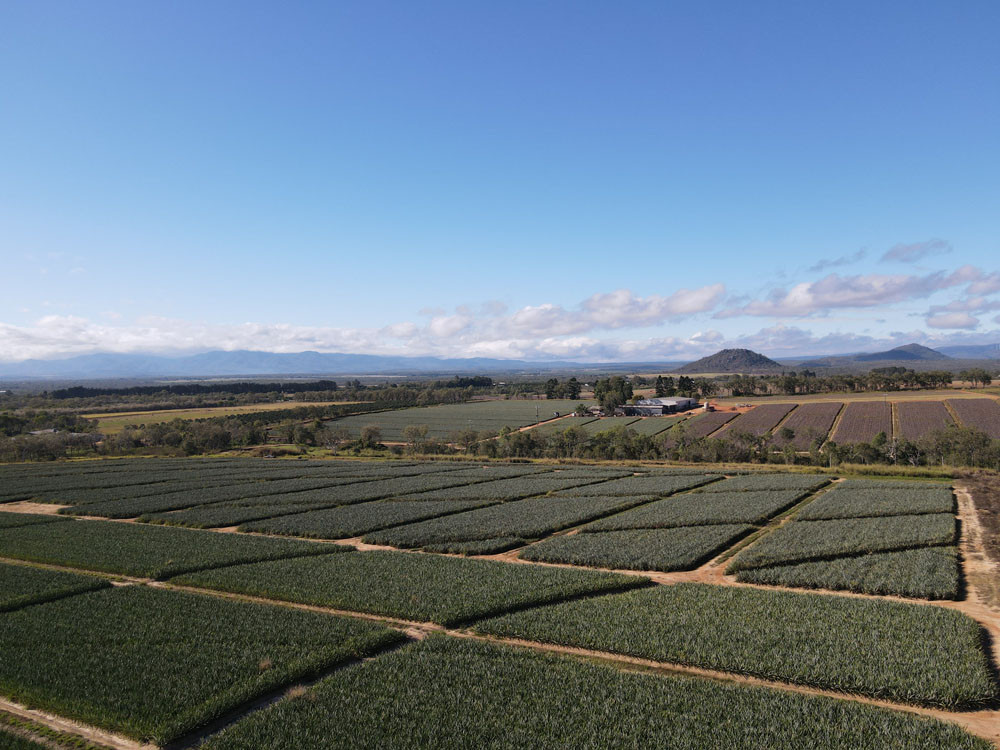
[467, 423, 1000, 470]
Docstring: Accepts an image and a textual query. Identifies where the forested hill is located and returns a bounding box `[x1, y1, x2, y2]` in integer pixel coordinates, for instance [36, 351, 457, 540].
[674, 349, 784, 374]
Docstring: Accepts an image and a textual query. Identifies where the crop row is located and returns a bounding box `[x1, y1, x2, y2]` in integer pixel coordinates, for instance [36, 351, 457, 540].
[896, 401, 954, 440]
[240, 499, 498, 538]
[520, 524, 754, 572]
[796, 483, 954, 520]
[948, 398, 1000, 438]
[715, 403, 797, 439]
[394, 473, 625, 502]
[0, 519, 330, 579]
[139, 500, 346, 529]
[363, 495, 653, 550]
[550, 474, 720, 497]
[831, 401, 892, 444]
[473, 583, 997, 708]
[0, 513, 67, 530]
[727, 513, 956, 572]
[326, 400, 592, 439]
[66, 472, 500, 519]
[770, 402, 843, 449]
[663, 411, 737, 443]
[0, 585, 400, 744]
[201, 636, 989, 750]
[0, 561, 110, 612]
[734, 547, 960, 600]
[173, 549, 643, 627]
[581, 490, 809, 531]
[694, 474, 830, 493]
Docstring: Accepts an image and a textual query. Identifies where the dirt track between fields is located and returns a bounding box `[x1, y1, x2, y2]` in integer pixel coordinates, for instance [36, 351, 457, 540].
[0, 502, 68, 515]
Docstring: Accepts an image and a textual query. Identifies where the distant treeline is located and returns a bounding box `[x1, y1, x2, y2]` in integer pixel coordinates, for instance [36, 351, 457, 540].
[465, 423, 1000, 470]
[47, 380, 345, 399]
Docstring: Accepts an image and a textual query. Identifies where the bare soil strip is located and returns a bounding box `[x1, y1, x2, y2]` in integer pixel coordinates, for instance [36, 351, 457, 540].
[0, 502, 69, 515]
[0, 700, 150, 750]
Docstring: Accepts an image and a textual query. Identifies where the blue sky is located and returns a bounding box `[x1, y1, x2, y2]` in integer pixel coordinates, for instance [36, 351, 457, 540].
[2, 1, 998, 362]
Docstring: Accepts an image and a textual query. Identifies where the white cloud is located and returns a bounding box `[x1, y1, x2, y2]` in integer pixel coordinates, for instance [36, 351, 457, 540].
[808, 249, 867, 272]
[881, 238, 952, 263]
[926, 312, 979, 330]
[716, 267, 999, 319]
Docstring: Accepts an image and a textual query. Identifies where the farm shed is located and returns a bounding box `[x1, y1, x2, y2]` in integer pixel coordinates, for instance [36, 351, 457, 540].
[622, 397, 698, 416]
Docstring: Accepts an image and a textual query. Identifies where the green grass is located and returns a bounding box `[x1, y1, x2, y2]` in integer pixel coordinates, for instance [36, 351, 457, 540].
[796, 485, 954, 520]
[727, 513, 957, 572]
[0, 727, 50, 750]
[474, 583, 998, 708]
[0, 585, 402, 744]
[582, 490, 810, 531]
[520, 525, 753, 571]
[363, 496, 655, 549]
[550, 474, 720, 496]
[0, 519, 332, 579]
[0, 561, 110, 612]
[201, 636, 991, 750]
[171, 549, 645, 627]
[734, 547, 961, 599]
[240, 499, 498, 539]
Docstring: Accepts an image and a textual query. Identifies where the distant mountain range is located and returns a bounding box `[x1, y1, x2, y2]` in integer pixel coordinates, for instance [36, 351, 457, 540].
[797, 343, 965, 369]
[0, 341, 997, 381]
[0, 351, 589, 379]
[936, 343, 1000, 360]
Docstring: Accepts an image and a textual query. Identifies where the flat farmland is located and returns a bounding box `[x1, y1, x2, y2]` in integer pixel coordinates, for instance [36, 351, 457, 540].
[664, 410, 737, 443]
[714, 403, 797, 439]
[0, 457, 995, 749]
[830, 401, 892, 443]
[948, 398, 1000, 438]
[771, 402, 843, 449]
[327, 399, 593, 440]
[85, 402, 354, 433]
[897, 401, 954, 440]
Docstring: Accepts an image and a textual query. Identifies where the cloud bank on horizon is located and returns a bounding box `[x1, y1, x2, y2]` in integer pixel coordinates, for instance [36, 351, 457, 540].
[3, 243, 999, 363]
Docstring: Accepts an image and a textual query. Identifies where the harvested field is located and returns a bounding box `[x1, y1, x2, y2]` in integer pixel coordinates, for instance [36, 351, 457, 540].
[830, 401, 892, 444]
[948, 398, 1000, 438]
[771, 402, 842, 449]
[897, 401, 954, 440]
[663, 410, 737, 443]
[714, 403, 797, 439]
